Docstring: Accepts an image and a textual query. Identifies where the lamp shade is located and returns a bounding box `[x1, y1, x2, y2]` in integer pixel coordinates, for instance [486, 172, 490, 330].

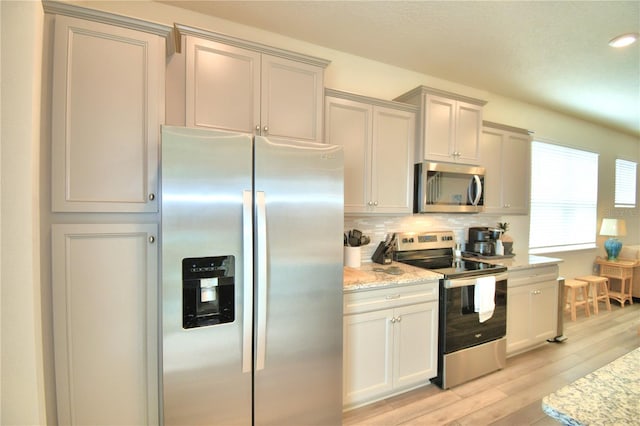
[599, 218, 627, 237]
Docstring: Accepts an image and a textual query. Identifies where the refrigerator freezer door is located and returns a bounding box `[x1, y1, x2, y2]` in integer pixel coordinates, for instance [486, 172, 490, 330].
[161, 126, 253, 426]
[253, 136, 344, 425]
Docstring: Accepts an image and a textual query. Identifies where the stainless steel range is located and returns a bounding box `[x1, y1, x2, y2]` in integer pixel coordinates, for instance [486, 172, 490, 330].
[394, 231, 508, 389]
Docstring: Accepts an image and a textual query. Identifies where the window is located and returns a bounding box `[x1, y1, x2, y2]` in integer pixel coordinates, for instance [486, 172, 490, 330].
[529, 141, 599, 254]
[615, 159, 637, 208]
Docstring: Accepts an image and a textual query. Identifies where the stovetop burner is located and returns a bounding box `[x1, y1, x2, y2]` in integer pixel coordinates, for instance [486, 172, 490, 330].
[393, 230, 507, 278]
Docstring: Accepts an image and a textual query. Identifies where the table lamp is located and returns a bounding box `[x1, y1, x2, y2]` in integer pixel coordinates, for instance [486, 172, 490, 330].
[599, 218, 626, 260]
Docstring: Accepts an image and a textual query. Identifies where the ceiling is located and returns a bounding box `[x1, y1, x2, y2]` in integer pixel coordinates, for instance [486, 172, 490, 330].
[159, 1, 640, 137]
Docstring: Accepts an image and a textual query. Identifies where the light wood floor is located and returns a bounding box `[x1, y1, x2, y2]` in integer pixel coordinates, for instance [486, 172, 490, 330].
[343, 300, 640, 426]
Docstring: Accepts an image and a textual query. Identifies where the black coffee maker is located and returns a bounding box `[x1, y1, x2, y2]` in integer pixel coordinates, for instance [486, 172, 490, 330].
[467, 227, 503, 255]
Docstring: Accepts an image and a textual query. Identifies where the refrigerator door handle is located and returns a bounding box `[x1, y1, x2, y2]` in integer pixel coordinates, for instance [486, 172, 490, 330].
[256, 190, 268, 371]
[242, 190, 253, 373]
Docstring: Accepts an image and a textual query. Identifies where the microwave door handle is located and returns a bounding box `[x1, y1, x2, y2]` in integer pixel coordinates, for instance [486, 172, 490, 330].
[468, 175, 482, 206]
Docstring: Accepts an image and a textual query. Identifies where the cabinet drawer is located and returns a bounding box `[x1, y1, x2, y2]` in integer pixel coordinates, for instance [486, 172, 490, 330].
[344, 281, 438, 315]
[508, 265, 559, 288]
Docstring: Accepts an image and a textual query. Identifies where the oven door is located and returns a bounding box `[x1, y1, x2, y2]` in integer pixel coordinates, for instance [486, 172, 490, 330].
[440, 272, 508, 354]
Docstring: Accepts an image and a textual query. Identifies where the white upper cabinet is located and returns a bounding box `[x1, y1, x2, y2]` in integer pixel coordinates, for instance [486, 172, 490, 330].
[261, 55, 325, 142]
[185, 37, 261, 134]
[175, 26, 328, 143]
[481, 121, 532, 214]
[51, 14, 166, 212]
[395, 86, 486, 165]
[325, 90, 416, 214]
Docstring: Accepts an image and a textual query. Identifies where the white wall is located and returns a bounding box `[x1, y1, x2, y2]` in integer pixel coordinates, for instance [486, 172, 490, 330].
[0, 1, 47, 424]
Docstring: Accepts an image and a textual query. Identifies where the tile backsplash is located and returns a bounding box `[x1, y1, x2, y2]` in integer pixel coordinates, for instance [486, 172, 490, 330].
[345, 214, 529, 264]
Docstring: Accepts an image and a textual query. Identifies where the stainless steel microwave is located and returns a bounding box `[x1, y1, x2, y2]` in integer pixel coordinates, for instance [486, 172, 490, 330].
[414, 162, 485, 213]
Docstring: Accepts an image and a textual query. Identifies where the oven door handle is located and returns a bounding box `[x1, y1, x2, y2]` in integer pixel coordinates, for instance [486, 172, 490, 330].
[444, 272, 508, 288]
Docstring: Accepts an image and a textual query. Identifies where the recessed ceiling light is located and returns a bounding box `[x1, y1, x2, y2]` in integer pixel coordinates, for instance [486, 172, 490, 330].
[608, 33, 639, 48]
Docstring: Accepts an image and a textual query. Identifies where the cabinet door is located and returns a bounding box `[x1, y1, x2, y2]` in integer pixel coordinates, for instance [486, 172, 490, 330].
[423, 95, 455, 162]
[51, 16, 163, 212]
[185, 36, 261, 134]
[262, 55, 324, 142]
[481, 127, 530, 214]
[506, 285, 532, 355]
[52, 223, 158, 425]
[502, 132, 530, 214]
[343, 309, 393, 407]
[530, 280, 558, 342]
[393, 301, 438, 388]
[455, 101, 482, 164]
[324, 97, 372, 213]
[371, 106, 415, 214]
[480, 128, 504, 212]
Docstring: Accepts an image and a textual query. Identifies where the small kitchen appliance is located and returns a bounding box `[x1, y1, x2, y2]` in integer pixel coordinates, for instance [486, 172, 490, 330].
[414, 162, 485, 213]
[394, 231, 508, 389]
[466, 226, 505, 256]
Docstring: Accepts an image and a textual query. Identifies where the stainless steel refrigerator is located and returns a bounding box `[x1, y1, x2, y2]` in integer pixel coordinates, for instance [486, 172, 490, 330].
[160, 125, 344, 425]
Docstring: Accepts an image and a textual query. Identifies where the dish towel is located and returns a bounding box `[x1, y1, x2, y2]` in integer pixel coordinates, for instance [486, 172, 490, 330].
[474, 275, 496, 323]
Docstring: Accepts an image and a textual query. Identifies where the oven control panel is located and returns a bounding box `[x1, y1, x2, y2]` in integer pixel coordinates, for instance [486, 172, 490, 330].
[395, 231, 456, 251]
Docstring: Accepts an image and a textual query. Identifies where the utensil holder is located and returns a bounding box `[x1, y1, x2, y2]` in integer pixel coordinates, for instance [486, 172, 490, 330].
[344, 246, 361, 268]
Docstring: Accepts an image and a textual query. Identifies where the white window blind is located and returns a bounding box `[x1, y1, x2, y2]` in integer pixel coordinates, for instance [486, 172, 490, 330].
[615, 159, 637, 208]
[529, 141, 599, 254]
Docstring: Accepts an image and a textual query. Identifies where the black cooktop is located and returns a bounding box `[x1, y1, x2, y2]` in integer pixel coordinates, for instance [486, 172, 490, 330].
[392, 230, 507, 279]
[399, 257, 507, 279]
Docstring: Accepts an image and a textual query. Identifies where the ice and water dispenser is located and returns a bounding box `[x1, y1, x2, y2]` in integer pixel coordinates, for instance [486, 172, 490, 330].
[182, 256, 235, 329]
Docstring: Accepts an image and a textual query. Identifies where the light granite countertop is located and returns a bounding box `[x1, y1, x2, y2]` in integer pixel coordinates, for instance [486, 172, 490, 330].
[343, 261, 441, 292]
[343, 255, 563, 292]
[542, 346, 640, 425]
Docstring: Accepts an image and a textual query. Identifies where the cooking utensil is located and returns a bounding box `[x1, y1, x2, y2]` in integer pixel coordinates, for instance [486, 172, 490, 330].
[348, 229, 362, 247]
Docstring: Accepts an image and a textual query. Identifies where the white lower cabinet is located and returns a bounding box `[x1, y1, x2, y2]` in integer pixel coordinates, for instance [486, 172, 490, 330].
[343, 281, 438, 409]
[506, 265, 559, 355]
[51, 223, 159, 425]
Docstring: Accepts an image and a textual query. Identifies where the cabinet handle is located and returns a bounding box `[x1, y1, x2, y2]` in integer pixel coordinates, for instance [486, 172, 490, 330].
[385, 294, 401, 300]
[390, 317, 396, 323]
[263, 126, 269, 135]
[148, 193, 155, 201]
[373, 201, 378, 206]
[368, 201, 373, 206]
[148, 236, 155, 244]
[255, 125, 260, 133]
[396, 316, 402, 322]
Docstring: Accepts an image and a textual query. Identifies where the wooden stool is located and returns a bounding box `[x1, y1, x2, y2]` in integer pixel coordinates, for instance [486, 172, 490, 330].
[575, 275, 611, 314]
[564, 279, 591, 321]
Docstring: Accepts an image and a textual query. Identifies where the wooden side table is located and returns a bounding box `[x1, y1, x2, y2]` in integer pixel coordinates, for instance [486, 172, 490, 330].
[595, 257, 635, 307]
